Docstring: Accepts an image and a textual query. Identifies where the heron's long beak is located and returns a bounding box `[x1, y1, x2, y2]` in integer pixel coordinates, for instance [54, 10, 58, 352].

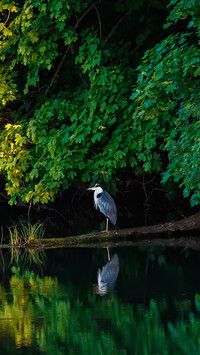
[87, 187, 96, 191]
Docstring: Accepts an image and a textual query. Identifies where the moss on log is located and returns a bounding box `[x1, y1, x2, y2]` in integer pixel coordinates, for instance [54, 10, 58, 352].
[24, 212, 200, 249]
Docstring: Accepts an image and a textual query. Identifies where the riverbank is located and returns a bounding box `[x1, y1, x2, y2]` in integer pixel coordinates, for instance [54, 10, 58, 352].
[2, 211, 198, 250]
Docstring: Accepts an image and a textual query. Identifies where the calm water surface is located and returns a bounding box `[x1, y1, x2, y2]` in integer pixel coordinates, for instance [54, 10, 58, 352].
[0, 246, 200, 354]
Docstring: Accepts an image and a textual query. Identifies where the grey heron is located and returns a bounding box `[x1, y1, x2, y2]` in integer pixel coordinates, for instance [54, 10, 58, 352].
[87, 184, 117, 232]
[97, 253, 119, 295]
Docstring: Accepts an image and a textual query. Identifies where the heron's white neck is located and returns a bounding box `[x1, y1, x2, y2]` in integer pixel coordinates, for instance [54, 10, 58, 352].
[94, 186, 103, 209]
[94, 186, 103, 195]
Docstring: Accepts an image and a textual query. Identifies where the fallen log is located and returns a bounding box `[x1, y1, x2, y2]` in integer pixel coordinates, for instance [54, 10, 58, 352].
[24, 211, 200, 249]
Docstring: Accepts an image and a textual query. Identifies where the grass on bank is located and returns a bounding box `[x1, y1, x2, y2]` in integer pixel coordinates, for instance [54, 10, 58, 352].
[8, 222, 45, 246]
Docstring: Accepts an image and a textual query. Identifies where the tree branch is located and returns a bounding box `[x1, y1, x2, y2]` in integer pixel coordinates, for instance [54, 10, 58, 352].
[45, 45, 71, 96]
[74, 0, 103, 31]
[91, 1, 102, 38]
[29, 0, 104, 111]
[106, 13, 128, 41]
[4, 9, 11, 25]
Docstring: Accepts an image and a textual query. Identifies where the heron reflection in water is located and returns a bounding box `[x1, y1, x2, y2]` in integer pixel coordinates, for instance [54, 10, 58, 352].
[94, 250, 119, 296]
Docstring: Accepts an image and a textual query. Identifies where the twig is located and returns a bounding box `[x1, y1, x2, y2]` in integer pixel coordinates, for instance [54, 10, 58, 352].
[78, 189, 89, 202]
[74, 5, 93, 30]
[28, 103, 39, 117]
[71, 187, 88, 204]
[1, 226, 3, 245]
[71, 187, 82, 204]
[4, 8, 11, 25]
[74, 0, 103, 31]
[28, 199, 32, 224]
[91, 1, 102, 38]
[106, 13, 128, 41]
[0, 192, 9, 200]
[42, 24, 56, 38]
[45, 45, 71, 96]
[143, 175, 158, 185]
[49, 207, 73, 224]
[144, 188, 165, 205]
[142, 176, 148, 201]
[170, 204, 186, 219]
[36, 205, 73, 224]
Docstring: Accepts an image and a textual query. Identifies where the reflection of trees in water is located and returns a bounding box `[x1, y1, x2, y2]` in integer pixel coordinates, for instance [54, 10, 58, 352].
[0, 267, 61, 349]
[0, 268, 199, 354]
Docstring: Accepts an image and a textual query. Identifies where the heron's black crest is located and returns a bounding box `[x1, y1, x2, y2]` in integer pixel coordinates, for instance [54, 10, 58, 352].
[97, 193, 102, 198]
[95, 184, 101, 188]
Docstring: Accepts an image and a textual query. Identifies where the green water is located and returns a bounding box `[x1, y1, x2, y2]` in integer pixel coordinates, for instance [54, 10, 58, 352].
[0, 246, 200, 354]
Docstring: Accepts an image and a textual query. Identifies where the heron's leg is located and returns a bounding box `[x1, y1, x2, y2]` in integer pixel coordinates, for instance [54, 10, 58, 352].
[101, 218, 109, 233]
[106, 218, 109, 232]
[107, 247, 110, 261]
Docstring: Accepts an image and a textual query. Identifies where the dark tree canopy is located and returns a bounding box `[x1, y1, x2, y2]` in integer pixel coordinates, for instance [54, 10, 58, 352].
[0, 0, 199, 205]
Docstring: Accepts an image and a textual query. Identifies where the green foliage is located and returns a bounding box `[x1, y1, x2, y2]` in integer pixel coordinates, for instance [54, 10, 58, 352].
[0, 0, 199, 205]
[130, 0, 200, 205]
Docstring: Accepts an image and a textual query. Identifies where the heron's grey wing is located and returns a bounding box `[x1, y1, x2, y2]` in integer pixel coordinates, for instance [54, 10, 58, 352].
[98, 191, 117, 224]
[100, 254, 119, 286]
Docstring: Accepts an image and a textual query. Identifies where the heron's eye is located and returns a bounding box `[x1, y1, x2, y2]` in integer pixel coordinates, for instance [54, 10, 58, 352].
[95, 184, 100, 187]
